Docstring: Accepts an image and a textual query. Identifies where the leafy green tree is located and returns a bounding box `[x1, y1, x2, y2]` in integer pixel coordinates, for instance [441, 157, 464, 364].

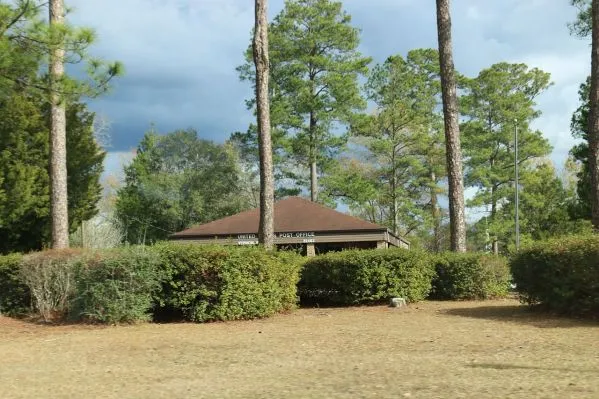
[0, 0, 122, 248]
[468, 162, 592, 252]
[0, 91, 105, 254]
[324, 49, 446, 242]
[238, 0, 371, 201]
[116, 129, 249, 244]
[569, 78, 592, 219]
[570, 0, 592, 37]
[461, 63, 553, 253]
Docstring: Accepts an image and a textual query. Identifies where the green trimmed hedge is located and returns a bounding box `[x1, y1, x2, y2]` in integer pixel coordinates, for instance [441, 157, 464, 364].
[153, 243, 302, 322]
[70, 248, 162, 324]
[299, 248, 434, 305]
[511, 235, 599, 316]
[0, 253, 29, 316]
[431, 253, 511, 300]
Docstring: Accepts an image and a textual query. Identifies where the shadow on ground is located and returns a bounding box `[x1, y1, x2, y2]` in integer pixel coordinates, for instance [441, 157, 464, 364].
[467, 362, 599, 374]
[443, 304, 599, 329]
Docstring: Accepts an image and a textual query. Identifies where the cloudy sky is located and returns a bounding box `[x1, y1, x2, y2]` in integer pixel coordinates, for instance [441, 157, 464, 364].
[67, 0, 590, 178]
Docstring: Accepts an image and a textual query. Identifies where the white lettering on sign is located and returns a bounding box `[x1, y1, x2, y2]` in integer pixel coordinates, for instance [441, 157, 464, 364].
[276, 232, 316, 239]
[237, 240, 258, 246]
[302, 239, 315, 243]
[237, 234, 257, 240]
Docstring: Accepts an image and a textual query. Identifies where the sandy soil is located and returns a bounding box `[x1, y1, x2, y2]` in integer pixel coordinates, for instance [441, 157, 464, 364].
[1, 299, 598, 399]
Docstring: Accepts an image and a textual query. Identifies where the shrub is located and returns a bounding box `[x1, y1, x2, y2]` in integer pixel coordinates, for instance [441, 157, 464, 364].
[430, 253, 511, 300]
[70, 247, 163, 324]
[0, 253, 30, 316]
[510, 234, 599, 316]
[299, 248, 434, 305]
[153, 243, 302, 322]
[19, 249, 83, 322]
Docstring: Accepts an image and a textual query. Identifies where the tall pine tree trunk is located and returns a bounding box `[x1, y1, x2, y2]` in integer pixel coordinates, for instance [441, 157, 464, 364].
[391, 152, 399, 236]
[309, 111, 318, 202]
[49, 0, 69, 249]
[430, 170, 441, 253]
[491, 186, 499, 255]
[253, 0, 275, 250]
[436, 0, 467, 252]
[589, 0, 599, 230]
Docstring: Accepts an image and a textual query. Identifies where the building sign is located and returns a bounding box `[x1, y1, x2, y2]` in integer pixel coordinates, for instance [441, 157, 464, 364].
[237, 234, 257, 240]
[237, 240, 259, 245]
[236, 232, 316, 245]
[276, 232, 315, 238]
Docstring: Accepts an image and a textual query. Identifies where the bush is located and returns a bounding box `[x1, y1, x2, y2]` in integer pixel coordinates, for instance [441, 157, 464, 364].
[510, 234, 599, 316]
[70, 247, 162, 324]
[430, 253, 511, 300]
[153, 243, 302, 322]
[0, 253, 30, 316]
[19, 249, 83, 322]
[299, 248, 434, 305]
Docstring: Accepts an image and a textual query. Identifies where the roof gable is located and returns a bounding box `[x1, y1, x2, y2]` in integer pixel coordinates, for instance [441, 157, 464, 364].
[171, 196, 385, 238]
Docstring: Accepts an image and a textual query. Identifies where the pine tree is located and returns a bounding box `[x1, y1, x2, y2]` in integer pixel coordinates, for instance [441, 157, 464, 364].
[461, 63, 552, 252]
[253, 0, 275, 250]
[238, 0, 370, 202]
[436, 0, 467, 252]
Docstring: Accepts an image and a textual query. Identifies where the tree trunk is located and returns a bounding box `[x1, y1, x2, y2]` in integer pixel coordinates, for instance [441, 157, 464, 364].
[309, 111, 318, 202]
[589, 0, 599, 230]
[49, 0, 69, 249]
[430, 170, 441, 253]
[391, 152, 399, 236]
[253, 0, 275, 250]
[491, 186, 499, 255]
[436, 0, 467, 252]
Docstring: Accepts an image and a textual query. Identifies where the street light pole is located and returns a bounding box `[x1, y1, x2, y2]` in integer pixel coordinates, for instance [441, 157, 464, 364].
[514, 119, 520, 251]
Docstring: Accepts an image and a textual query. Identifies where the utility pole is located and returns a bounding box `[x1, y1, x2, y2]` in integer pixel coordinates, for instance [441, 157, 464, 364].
[514, 119, 520, 251]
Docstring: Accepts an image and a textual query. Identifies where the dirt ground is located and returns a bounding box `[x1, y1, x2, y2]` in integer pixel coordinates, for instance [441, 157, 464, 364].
[1, 299, 598, 399]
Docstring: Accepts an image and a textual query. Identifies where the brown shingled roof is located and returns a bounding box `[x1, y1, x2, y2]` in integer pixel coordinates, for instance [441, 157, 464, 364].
[171, 196, 386, 238]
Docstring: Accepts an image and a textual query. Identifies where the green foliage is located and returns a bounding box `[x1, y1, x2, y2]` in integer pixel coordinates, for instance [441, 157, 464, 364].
[0, 92, 105, 253]
[569, 78, 592, 220]
[430, 253, 511, 300]
[70, 248, 162, 324]
[325, 49, 445, 241]
[0, 0, 123, 100]
[468, 162, 592, 252]
[152, 243, 302, 322]
[0, 253, 30, 316]
[300, 248, 434, 305]
[116, 129, 249, 244]
[461, 63, 553, 252]
[237, 0, 371, 199]
[569, 0, 591, 37]
[510, 235, 599, 316]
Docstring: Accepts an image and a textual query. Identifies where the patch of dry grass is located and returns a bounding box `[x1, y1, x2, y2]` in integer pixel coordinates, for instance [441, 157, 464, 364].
[1, 300, 599, 398]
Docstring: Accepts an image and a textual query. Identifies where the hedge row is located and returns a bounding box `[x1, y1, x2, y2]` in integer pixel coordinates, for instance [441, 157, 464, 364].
[510, 234, 599, 316]
[299, 249, 510, 305]
[16, 248, 162, 323]
[0, 244, 302, 324]
[153, 243, 302, 322]
[430, 253, 511, 300]
[1, 244, 512, 322]
[300, 248, 435, 305]
[0, 253, 29, 316]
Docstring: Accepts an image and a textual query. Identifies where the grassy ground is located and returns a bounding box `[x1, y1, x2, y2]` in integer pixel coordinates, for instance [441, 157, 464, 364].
[1, 299, 598, 399]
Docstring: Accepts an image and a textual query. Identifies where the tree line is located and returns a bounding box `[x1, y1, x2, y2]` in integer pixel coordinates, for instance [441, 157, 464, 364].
[1, 0, 598, 255]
